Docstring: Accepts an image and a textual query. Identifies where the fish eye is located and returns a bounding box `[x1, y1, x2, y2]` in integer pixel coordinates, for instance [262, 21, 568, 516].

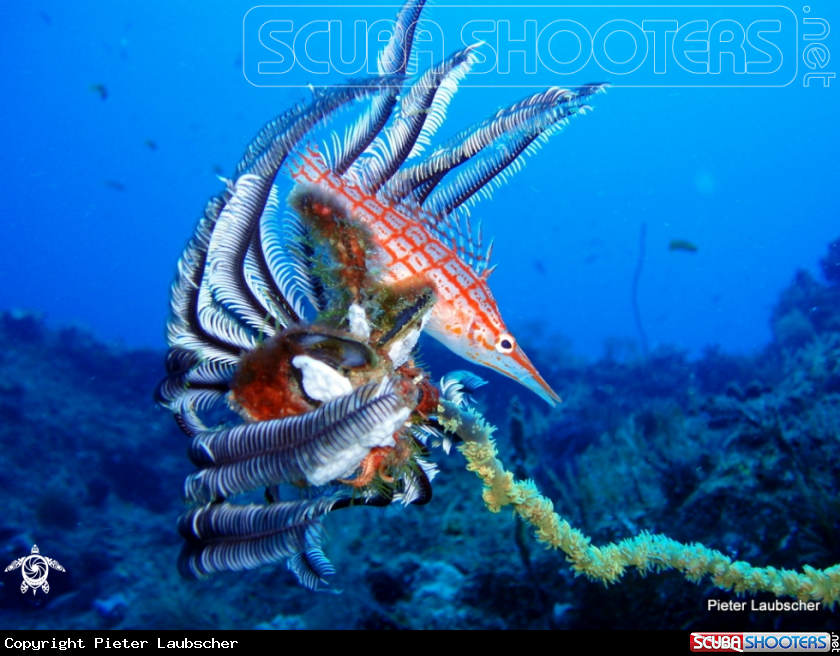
[495, 334, 515, 354]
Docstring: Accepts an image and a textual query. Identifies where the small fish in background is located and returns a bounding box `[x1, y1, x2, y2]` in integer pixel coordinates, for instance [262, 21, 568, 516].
[90, 84, 108, 101]
[211, 164, 223, 175]
[533, 260, 546, 275]
[103, 180, 125, 192]
[669, 239, 698, 253]
[144, 139, 157, 151]
[38, 10, 51, 25]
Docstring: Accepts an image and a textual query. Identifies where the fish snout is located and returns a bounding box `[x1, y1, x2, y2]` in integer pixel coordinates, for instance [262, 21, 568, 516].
[485, 343, 561, 406]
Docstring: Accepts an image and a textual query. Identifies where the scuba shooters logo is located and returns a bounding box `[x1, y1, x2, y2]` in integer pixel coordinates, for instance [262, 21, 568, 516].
[690, 632, 835, 652]
[4, 544, 65, 595]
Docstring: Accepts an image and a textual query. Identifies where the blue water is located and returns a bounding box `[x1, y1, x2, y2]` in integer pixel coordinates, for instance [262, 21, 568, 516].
[1, 0, 837, 361]
[1, 1, 839, 631]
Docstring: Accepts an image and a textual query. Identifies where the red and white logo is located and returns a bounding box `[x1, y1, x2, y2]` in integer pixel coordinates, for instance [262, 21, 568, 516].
[691, 634, 744, 652]
[691, 632, 832, 652]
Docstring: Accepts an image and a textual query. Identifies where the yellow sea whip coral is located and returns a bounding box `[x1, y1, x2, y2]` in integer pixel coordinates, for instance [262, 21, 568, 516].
[440, 399, 840, 606]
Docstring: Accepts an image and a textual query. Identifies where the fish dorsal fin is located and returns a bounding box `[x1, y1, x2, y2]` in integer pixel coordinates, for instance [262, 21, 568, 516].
[394, 196, 494, 276]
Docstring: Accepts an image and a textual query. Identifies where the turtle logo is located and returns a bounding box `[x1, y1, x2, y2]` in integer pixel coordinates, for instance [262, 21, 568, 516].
[5, 544, 66, 595]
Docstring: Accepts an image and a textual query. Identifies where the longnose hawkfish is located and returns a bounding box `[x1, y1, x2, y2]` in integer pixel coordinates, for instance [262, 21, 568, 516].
[287, 145, 564, 404]
[277, 64, 608, 403]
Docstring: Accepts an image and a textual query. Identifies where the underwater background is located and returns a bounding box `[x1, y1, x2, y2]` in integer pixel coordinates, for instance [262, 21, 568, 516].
[1, 0, 839, 630]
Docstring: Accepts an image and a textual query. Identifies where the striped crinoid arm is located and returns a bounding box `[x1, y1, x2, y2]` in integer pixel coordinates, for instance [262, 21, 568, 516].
[385, 83, 609, 203]
[158, 189, 267, 437]
[185, 378, 414, 503]
[159, 192, 243, 435]
[418, 83, 609, 215]
[178, 498, 337, 589]
[166, 193, 244, 365]
[237, 75, 406, 181]
[331, 0, 426, 174]
[204, 174, 278, 337]
[377, 0, 426, 77]
[243, 185, 312, 327]
[203, 173, 311, 337]
[159, 176, 266, 420]
[154, 369, 231, 437]
[348, 47, 476, 193]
